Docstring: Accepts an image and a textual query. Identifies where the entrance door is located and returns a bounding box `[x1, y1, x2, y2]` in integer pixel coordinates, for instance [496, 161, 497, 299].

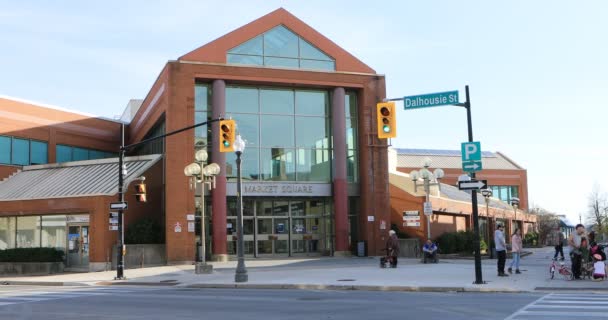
[256, 217, 289, 257]
[67, 225, 89, 269]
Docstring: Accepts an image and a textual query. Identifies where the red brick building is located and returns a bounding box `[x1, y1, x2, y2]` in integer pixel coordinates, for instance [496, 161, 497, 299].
[0, 8, 394, 270]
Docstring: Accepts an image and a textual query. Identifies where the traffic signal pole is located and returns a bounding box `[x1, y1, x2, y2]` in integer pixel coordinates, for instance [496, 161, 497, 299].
[462, 85, 484, 285]
[115, 117, 223, 280]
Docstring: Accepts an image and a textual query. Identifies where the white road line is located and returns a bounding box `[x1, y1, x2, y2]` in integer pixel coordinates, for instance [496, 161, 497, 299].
[538, 300, 608, 304]
[504, 293, 550, 320]
[530, 305, 608, 309]
[517, 310, 608, 317]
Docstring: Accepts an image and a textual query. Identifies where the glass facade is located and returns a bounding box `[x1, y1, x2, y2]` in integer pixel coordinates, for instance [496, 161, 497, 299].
[224, 86, 332, 182]
[490, 185, 519, 204]
[345, 92, 358, 182]
[0, 135, 49, 166]
[56, 144, 116, 163]
[227, 25, 336, 71]
[226, 198, 333, 256]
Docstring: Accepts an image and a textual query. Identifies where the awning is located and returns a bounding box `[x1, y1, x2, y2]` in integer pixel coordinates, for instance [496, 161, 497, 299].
[0, 154, 162, 201]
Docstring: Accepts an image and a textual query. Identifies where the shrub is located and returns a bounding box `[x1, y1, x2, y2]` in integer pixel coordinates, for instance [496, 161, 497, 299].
[480, 239, 488, 252]
[125, 217, 164, 244]
[0, 248, 65, 262]
[524, 232, 539, 246]
[436, 231, 477, 254]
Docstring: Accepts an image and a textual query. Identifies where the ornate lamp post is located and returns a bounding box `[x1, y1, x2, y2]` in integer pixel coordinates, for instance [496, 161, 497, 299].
[481, 188, 493, 258]
[510, 197, 520, 233]
[409, 158, 444, 240]
[184, 149, 220, 274]
[233, 135, 248, 283]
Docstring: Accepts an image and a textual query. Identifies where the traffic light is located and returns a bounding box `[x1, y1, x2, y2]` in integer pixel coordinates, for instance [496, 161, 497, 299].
[134, 182, 147, 203]
[376, 102, 396, 139]
[219, 119, 235, 152]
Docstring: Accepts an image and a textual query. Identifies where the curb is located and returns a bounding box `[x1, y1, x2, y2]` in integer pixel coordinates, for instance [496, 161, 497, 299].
[183, 283, 529, 293]
[96, 281, 180, 286]
[0, 281, 92, 287]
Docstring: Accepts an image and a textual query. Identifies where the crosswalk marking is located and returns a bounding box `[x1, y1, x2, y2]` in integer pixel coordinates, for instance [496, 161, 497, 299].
[506, 293, 608, 319]
[0, 286, 151, 308]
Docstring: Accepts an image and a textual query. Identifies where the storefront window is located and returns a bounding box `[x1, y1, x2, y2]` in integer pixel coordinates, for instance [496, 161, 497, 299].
[0, 217, 16, 249]
[41, 215, 67, 252]
[30, 140, 48, 165]
[16, 216, 41, 248]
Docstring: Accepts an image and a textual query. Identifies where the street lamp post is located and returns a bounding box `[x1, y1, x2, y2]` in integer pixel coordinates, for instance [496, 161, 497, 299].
[510, 197, 520, 233]
[410, 158, 444, 240]
[481, 189, 493, 258]
[234, 135, 248, 283]
[184, 149, 220, 274]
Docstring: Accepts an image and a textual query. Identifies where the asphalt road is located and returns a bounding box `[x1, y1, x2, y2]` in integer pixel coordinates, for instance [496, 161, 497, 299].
[0, 285, 543, 320]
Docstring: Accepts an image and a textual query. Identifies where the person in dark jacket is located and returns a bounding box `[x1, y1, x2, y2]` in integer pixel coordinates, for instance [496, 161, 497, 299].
[386, 230, 400, 268]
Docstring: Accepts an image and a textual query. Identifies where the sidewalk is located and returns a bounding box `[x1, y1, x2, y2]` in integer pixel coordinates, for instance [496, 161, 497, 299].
[2, 247, 607, 293]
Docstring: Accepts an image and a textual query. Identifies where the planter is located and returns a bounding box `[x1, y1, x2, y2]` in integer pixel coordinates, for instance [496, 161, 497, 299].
[303, 235, 313, 240]
[268, 235, 278, 240]
[0, 262, 64, 276]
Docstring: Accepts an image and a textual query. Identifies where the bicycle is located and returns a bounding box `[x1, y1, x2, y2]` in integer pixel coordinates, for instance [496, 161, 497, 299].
[550, 259, 573, 280]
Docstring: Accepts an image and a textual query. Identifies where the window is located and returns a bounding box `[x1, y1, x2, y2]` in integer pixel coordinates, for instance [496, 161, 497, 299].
[227, 25, 335, 71]
[11, 138, 29, 165]
[41, 215, 66, 252]
[0, 136, 10, 164]
[16, 216, 41, 248]
[56, 144, 115, 163]
[0, 135, 49, 166]
[224, 86, 332, 182]
[345, 92, 358, 182]
[490, 185, 520, 204]
[30, 140, 48, 165]
[0, 217, 16, 249]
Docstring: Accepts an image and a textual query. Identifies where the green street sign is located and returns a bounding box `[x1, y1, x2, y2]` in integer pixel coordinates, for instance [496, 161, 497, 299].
[404, 91, 459, 110]
[461, 141, 482, 172]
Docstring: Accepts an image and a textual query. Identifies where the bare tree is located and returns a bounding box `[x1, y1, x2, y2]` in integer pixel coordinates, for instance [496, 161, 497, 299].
[588, 184, 608, 241]
[530, 206, 560, 245]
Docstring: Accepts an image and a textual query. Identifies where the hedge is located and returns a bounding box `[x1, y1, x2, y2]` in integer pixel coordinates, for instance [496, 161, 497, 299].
[0, 248, 65, 263]
[436, 231, 477, 254]
[125, 217, 164, 244]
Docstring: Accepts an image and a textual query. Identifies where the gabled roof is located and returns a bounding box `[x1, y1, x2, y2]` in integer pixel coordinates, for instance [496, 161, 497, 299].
[0, 155, 161, 201]
[395, 148, 524, 170]
[179, 8, 375, 74]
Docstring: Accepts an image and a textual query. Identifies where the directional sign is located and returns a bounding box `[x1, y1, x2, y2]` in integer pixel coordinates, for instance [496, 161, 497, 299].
[458, 179, 488, 191]
[461, 141, 483, 172]
[110, 202, 128, 210]
[404, 91, 459, 110]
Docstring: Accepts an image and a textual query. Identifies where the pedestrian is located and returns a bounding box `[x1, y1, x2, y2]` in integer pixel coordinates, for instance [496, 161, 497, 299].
[494, 224, 508, 277]
[508, 228, 523, 274]
[568, 223, 586, 280]
[553, 227, 565, 261]
[422, 239, 438, 263]
[385, 230, 400, 268]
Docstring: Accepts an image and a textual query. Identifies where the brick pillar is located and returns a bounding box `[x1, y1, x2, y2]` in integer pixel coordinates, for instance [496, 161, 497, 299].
[211, 79, 228, 261]
[332, 87, 349, 256]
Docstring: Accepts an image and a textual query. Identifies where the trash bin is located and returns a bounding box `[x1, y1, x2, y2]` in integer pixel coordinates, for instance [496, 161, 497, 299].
[357, 241, 367, 257]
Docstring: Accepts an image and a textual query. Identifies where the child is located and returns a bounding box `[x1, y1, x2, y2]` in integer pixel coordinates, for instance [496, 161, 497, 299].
[592, 253, 606, 281]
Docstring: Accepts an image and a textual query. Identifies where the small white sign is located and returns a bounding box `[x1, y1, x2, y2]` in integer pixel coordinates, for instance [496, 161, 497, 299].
[403, 211, 420, 216]
[406, 222, 421, 227]
[187, 214, 195, 221]
[227, 223, 233, 229]
[380, 220, 386, 230]
[403, 216, 421, 222]
[188, 222, 195, 232]
[174, 222, 182, 233]
[110, 212, 119, 218]
[367, 216, 375, 222]
[109, 218, 118, 224]
[423, 202, 433, 216]
[109, 225, 118, 231]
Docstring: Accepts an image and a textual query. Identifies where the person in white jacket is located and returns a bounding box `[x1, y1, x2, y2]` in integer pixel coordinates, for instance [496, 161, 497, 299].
[508, 228, 523, 274]
[494, 224, 508, 277]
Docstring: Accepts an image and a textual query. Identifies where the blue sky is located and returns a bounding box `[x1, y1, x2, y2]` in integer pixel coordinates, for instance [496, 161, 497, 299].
[1, 1, 606, 222]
